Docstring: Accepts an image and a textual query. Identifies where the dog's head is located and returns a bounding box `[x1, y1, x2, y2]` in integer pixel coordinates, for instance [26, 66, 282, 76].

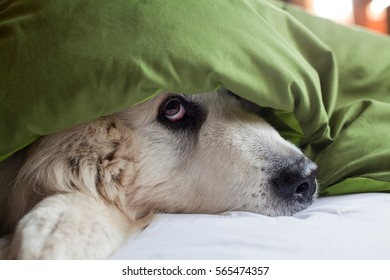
[118, 89, 317, 217]
[0, 89, 318, 235]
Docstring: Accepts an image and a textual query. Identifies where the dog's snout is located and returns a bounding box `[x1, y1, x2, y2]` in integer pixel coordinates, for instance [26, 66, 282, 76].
[272, 157, 317, 201]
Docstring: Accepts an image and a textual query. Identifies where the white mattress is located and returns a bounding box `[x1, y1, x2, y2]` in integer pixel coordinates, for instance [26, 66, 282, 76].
[110, 193, 390, 260]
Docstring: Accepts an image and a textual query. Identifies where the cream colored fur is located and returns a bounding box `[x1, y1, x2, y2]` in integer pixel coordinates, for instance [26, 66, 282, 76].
[0, 90, 316, 259]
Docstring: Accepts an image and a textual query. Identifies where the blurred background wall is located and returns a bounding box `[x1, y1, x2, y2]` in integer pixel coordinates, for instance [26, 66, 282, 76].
[283, 0, 390, 34]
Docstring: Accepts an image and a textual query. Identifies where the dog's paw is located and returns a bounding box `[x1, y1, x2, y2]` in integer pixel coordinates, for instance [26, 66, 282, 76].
[8, 193, 137, 259]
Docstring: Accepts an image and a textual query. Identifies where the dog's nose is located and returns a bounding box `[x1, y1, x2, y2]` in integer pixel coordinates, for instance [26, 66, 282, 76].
[272, 157, 317, 201]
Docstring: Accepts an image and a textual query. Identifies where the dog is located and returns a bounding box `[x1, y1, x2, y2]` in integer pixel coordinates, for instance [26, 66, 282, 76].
[0, 89, 317, 259]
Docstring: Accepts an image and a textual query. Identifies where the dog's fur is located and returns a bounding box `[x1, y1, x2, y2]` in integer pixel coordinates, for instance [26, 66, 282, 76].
[0, 90, 317, 259]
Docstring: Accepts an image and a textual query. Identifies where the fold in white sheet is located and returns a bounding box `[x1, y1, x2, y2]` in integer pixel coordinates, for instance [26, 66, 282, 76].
[111, 193, 390, 259]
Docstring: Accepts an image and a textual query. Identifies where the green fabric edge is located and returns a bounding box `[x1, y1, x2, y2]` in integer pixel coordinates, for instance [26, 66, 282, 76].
[320, 177, 390, 196]
[0, 135, 38, 161]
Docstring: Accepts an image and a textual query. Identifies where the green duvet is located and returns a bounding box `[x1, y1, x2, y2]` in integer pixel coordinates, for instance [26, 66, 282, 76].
[1, 0, 390, 195]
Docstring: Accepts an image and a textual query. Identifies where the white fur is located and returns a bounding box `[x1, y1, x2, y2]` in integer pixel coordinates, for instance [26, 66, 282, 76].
[0, 90, 316, 259]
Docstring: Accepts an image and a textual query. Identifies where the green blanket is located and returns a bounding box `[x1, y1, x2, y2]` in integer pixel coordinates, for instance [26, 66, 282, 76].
[1, 0, 389, 195]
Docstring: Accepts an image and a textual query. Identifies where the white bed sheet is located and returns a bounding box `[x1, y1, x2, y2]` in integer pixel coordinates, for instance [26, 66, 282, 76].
[110, 193, 390, 260]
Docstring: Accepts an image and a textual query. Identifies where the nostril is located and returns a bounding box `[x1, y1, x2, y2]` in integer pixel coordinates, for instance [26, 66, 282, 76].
[272, 162, 317, 199]
[295, 181, 309, 195]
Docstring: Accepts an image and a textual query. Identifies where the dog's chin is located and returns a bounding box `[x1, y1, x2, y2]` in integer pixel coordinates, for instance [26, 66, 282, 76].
[246, 202, 313, 217]
[240, 190, 317, 217]
[275, 201, 315, 217]
[273, 194, 317, 217]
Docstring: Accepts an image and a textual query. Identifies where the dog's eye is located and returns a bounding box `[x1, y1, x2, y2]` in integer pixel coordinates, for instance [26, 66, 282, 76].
[158, 95, 206, 132]
[161, 98, 186, 122]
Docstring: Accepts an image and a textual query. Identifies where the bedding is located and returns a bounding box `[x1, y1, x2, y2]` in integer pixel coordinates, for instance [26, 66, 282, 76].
[1, 0, 390, 261]
[1, 193, 389, 259]
[110, 193, 390, 259]
[1, 0, 390, 196]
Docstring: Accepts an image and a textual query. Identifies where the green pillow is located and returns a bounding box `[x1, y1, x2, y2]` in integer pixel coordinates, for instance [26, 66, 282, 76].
[1, 0, 390, 195]
[273, 0, 390, 195]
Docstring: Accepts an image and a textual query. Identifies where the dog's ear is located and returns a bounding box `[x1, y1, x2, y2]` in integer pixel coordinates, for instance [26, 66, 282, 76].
[95, 132, 138, 210]
[1, 116, 140, 238]
[7, 192, 153, 259]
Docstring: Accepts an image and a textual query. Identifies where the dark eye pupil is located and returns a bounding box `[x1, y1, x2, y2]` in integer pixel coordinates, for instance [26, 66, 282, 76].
[164, 99, 181, 116]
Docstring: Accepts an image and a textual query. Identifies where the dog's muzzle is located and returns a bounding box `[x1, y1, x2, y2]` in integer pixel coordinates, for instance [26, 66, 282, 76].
[272, 157, 317, 202]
